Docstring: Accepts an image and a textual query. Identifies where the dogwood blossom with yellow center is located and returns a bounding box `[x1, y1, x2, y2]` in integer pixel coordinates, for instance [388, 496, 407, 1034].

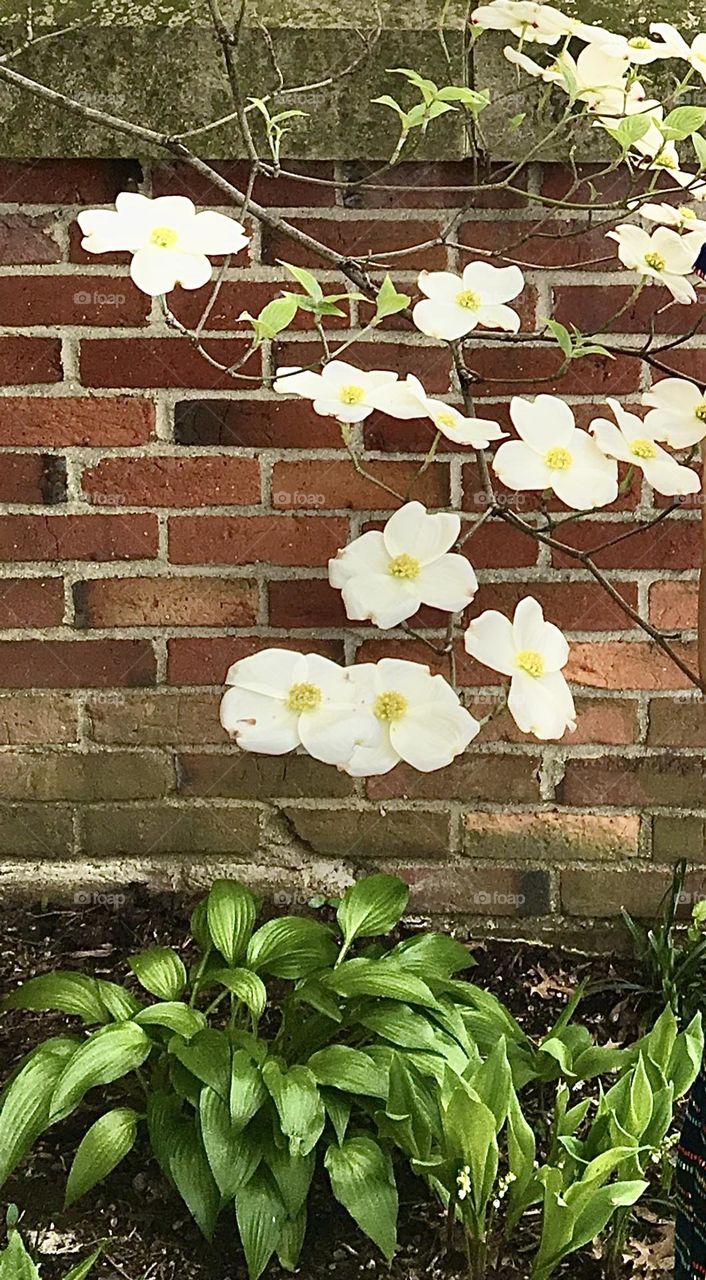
[220, 648, 373, 766]
[636, 202, 706, 238]
[649, 22, 706, 80]
[471, 0, 603, 43]
[413, 262, 525, 341]
[606, 225, 699, 303]
[642, 377, 706, 448]
[77, 193, 249, 296]
[273, 360, 398, 423]
[589, 28, 672, 64]
[370, 374, 507, 448]
[504, 43, 629, 114]
[492, 395, 618, 510]
[464, 597, 576, 740]
[328, 501, 478, 629]
[344, 659, 480, 775]
[590, 399, 701, 496]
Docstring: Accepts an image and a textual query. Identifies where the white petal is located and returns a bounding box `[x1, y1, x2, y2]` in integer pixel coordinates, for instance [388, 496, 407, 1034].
[416, 270, 464, 303]
[643, 376, 702, 415]
[369, 379, 427, 420]
[77, 208, 143, 253]
[508, 670, 576, 740]
[391, 702, 479, 771]
[173, 253, 214, 291]
[464, 610, 517, 676]
[590, 417, 635, 464]
[182, 210, 249, 256]
[341, 573, 420, 629]
[551, 434, 618, 510]
[312, 396, 373, 423]
[512, 596, 569, 671]
[298, 704, 375, 766]
[219, 686, 300, 754]
[641, 453, 701, 496]
[416, 554, 478, 612]
[476, 303, 521, 333]
[225, 647, 307, 698]
[383, 501, 460, 564]
[492, 439, 553, 490]
[462, 261, 525, 304]
[329, 531, 390, 588]
[372, 658, 435, 703]
[344, 725, 400, 777]
[129, 247, 181, 296]
[412, 298, 475, 341]
[273, 367, 326, 399]
[510, 395, 576, 451]
[141, 195, 197, 230]
[643, 408, 706, 448]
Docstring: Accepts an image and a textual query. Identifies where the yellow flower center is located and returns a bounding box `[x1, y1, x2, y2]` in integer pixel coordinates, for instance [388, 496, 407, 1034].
[437, 411, 457, 429]
[679, 206, 697, 221]
[544, 446, 572, 471]
[629, 36, 651, 48]
[694, 402, 706, 422]
[456, 289, 482, 311]
[286, 682, 322, 713]
[149, 225, 180, 250]
[644, 251, 666, 271]
[630, 437, 657, 459]
[388, 553, 421, 580]
[516, 649, 545, 679]
[339, 385, 366, 406]
[374, 690, 408, 722]
[653, 152, 677, 171]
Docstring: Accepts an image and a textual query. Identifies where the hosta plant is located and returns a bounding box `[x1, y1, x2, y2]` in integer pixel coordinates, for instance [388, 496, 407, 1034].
[0, 1205, 99, 1280]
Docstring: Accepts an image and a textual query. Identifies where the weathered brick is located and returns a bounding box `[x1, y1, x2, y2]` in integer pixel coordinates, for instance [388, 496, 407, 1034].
[0, 455, 66, 505]
[0, 159, 142, 203]
[552, 519, 700, 570]
[281, 807, 452, 859]
[0, 515, 158, 561]
[175, 398, 341, 450]
[469, 695, 638, 746]
[169, 515, 349, 566]
[0, 397, 155, 446]
[463, 811, 640, 860]
[0, 214, 61, 263]
[82, 456, 261, 508]
[567, 641, 698, 691]
[0, 276, 149, 327]
[80, 803, 262, 856]
[392, 863, 551, 916]
[167, 636, 344, 686]
[649, 581, 697, 630]
[458, 217, 620, 270]
[0, 804, 75, 857]
[471, 580, 638, 631]
[652, 815, 706, 863]
[0, 750, 173, 801]
[262, 218, 448, 270]
[86, 691, 222, 745]
[559, 755, 705, 808]
[0, 338, 62, 384]
[0, 640, 156, 688]
[553, 284, 700, 335]
[152, 160, 336, 206]
[271, 459, 449, 510]
[0, 693, 78, 744]
[648, 698, 706, 747]
[79, 339, 260, 389]
[560, 867, 706, 918]
[74, 576, 258, 628]
[367, 753, 541, 802]
[0, 578, 65, 627]
[179, 752, 355, 799]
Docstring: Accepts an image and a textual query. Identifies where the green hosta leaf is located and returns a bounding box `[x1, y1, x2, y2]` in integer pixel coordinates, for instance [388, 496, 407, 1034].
[134, 1001, 205, 1039]
[281, 262, 324, 302]
[307, 1045, 387, 1098]
[389, 932, 474, 977]
[231, 1049, 268, 1131]
[65, 1107, 139, 1206]
[50, 1023, 152, 1124]
[190, 899, 210, 950]
[200, 1086, 261, 1197]
[276, 1208, 307, 1272]
[62, 1249, 102, 1280]
[321, 1087, 351, 1145]
[247, 918, 337, 979]
[374, 274, 410, 320]
[0, 1036, 78, 1187]
[95, 980, 142, 1020]
[2, 972, 115, 1024]
[0, 1231, 39, 1280]
[128, 947, 186, 1001]
[325, 959, 438, 1008]
[669, 1012, 704, 1098]
[263, 1060, 325, 1157]
[336, 875, 409, 947]
[170, 1028, 231, 1100]
[325, 1137, 398, 1261]
[146, 1090, 188, 1182]
[470, 1037, 512, 1133]
[212, 968, 267, 1022]
[662, 107, 706, 141]
[240, 294, 299, 341]
[207, 879, 257, 966]
[170, 1121, 220, 1240]
[237, 1168, 287, 1280]
[267, 1143, 315, 1217]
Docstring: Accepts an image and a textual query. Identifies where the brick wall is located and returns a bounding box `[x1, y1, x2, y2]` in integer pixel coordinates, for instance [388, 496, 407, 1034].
[0, 155, 704, 937]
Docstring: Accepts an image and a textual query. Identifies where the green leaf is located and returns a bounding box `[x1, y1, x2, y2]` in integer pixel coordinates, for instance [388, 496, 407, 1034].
[326, 959, 438, 1008]
[50, 1023, 151, 1123]
[0, 1036, 78, 1187]
[267, 1143, 315, 1217]
[374, 274, 410, 320]
[437, 86, 490, 111]
[62, 1250, 102, 1280]
[693, 131, 706, 170]
[171, 1028, 231, 1100]
[128, 947, 186, 1001]
[307, 1045, 387, 1098]
[2, 972, 115, 1024]
[211, 968, 267, 1022]
[336, 875, 409, 948]
[281, 262, 324, 303]
[236, 1168, 287, 1280]
[241, 294, 299, 342]
[662, 106, 706, 141]
[247, 918, 337, 978]
[170, 1121, 221, 1240]
[231, 1048, 267, 1131]
[325, 1137, 398, 1261]
[545, 318, 573, 359]
[146, 1090, 188, 1182]
[0, 1231, 39, 1280]
[95, 980, 142, 1020]
[190, 899, 210, 950]
[207, 879, 257, 966]
[65, 1107, 139, 1206]
[389, 932, 474, 977]
[321, 1086, 351, 1144]
[669, 1012, 704, 1098]
[602, 113, 652, 150]
[276, 1209, 307, 1272]
[444, 1086, 498, 1214]
[200, 1085, 261, 1197]
[133, 1002, 206, 1039]
[263, 1060, 325, 1157]
[470, 1038, 513, 1132]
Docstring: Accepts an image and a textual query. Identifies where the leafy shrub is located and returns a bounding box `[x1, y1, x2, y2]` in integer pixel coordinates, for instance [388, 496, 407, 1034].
[0, 1204, 99, 1279]
[0, 874, 701, 1279]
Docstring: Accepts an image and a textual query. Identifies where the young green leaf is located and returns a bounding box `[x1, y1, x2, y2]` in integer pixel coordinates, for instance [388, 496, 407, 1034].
[374, 274, 411, 321]
[65, 1107, 139, 1206]
[281, 262, 324, 303]
[62, 1249, 102, 1280]
[0, 1231, 40, 1280]
[307, 1045, 388, 1098]
[50, 1023, 152, 1124]
[2, 972, 115, 1024]
[230, 1048, 268, 1131]
[133, 1002, 206, 1039]
[128, 947, 187, 1002]
[662, 106, 706, 141]
[263, 1060, 326, 1157]
[236, 1168, 287, 1280]
[325, 1137, 398, 1261]
[0, 1037, 80, 1186]
[325, 959, 439, 1008]
[337, 874, 409, 947]
[211, 968, 267, 1022]
[247, 917, 338, 978]
[207, 879, 257, 966]
[240, 294, 299, 342]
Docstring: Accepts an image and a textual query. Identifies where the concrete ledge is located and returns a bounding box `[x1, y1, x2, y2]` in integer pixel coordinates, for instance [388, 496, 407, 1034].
[0, 1, 703, 160]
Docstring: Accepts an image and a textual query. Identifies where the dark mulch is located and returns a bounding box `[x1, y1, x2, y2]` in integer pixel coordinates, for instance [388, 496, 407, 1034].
[0, 888, 667, 1279]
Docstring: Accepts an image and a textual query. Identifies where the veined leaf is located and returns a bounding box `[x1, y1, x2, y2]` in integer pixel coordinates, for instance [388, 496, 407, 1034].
[0, 1231, 40, 1280]
[263, 1060, 325, 1157]
[128, 947, 186, 1001]
[231, 1048, 267, 1131]
[276, 1208, 307, 1272]
[336, 875, 409, 948]
[236, 1168, 287, 1280]
[281, 262, 324, 303]
[170, 1028, 231, 1100]
[65, 1107, 139, 1206]
[62, 1249, 102, 1280]
[170, 1121, 220, 1240]
[0, 1036, 78, 1186]
[307, 1045, 387, 1098]
[247, 917, 337, 979]
[200, 1085, 261, 1197]
[325, 1137, 398, 1261]
[211, 968, 267, 1022]
[50, 1023, 151, 1123]
[207, 879, 257, 966]
[389, 932, 474, 977]
[2, 972, 114, 1024]
[134, 1002, 206, 1039]
[374, 274, 410, 320]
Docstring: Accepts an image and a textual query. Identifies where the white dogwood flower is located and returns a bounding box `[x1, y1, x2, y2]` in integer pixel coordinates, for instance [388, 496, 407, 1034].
[273, 360, 397, 423]
[220, 649, 372, 766]
[471, 0, 596, 43]
[77, 192, 249, 296]
[492, 395, 618, 510]
[590, 400, 701, 496]
[505, 43, 629, 113]
[606, 225, 699, 302]
[370, 374, 506, 448]
[329, 501, 478, 630]
[637, 202, 706, 237]
[649, 23, 706, 79]
[344, 659, 479, 775]
[642, 377, 706, 448]
[464, 597, 576, 740]
[413, 263, 525, 341]
[590, 29, 672, 64]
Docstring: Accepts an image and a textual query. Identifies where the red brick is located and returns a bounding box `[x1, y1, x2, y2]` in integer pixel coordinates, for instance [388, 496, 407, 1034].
[75, 576, 258, 628]
[175, 398, 343, 450]
[392, 863, 551, 916]
[262, 218, 448, 271]
[82, 456, 261, 508]
[275, 339, 453, 395]
[0, 215, 61, 264]
[458, 218, 619, 270]
[559, 755, 705, 808]
[271, 459, 449, 510]
[471, 580, 638, 631]
[650, 580, 697, 629]
[458, 517, 539, 568]
[0, 396, 155, 446]
[269, 578, 347, 628]
[79, 339, 260, 390]
[0, 515, 158, 561]
[0, 276, 149, 327]
[0, 159, 142, 203]
[0, 578, 65, 627]
[167, 636, 344, 685]
[152, 161, 337, 207]
[0, 338, 61, 384]
[364, 409, 458, 454]
[347, 161, 528, 210]
[169, 514, 349, 566]
[469, 695, 638, 745]
[652, 349, 706, 384]
[552, 519, 700, 570]
[178, 752, 354, 799]
[560, 867, 676, 918]
[464, 811, 640, 860]
[566, 640, 698, 690]
[465, 345, 639, 397]
[367, 753, 541, 802]
[553, 285, 705, 336]
[0, 639, 156, 688]
[0, 454, 66, 505]
[539, 164, 645, 204]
